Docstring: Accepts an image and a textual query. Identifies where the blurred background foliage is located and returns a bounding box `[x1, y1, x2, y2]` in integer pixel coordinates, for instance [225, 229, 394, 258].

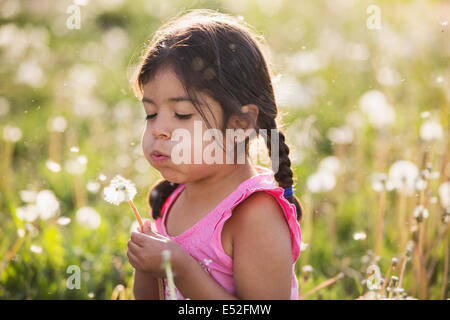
[0, 0, 449, 299]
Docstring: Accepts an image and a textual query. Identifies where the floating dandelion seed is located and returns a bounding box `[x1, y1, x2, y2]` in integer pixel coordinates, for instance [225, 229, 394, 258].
[46, 159, 61, 172]
[300, 241, 309, 251]
[30, 244, 42, 254]
[353, 231, 367, 241]
[57, 216, 71, 226]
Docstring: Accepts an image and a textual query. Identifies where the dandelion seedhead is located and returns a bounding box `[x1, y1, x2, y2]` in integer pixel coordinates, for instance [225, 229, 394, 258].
[413, 205, 429, 223]
[406, 241, 413, 258]
[103, 175, 137, 205]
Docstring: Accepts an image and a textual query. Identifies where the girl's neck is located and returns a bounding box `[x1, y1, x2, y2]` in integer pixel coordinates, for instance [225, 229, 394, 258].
[182, 162, 258, 206]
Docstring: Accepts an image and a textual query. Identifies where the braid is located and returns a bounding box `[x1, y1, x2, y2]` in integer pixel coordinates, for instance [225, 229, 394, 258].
[147, 179, 179, 220]
[264, 118, 304, 222]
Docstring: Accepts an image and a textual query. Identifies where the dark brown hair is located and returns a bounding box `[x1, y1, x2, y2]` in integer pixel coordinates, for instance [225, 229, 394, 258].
[133, 9, 303, 222]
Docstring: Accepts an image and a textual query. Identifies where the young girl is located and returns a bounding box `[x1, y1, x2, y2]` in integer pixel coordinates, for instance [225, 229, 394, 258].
[127, 9, 303, 300]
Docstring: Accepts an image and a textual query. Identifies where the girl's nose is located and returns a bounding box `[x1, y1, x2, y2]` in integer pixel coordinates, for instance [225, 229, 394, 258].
[151, 117, 171, 139]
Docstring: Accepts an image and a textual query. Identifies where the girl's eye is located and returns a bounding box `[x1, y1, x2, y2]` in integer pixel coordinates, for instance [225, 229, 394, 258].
[145, 113, 193, 120]
[175, 113, 193, 120]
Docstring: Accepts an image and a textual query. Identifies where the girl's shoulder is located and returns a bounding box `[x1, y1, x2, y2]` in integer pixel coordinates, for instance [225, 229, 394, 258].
[222, 165, 302, 262]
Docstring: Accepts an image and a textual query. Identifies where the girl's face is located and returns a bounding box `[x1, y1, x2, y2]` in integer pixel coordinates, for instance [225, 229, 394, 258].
[141, 65, 229, 184]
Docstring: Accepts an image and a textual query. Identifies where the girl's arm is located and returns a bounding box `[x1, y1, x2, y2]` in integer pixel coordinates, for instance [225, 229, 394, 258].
[174, 254, 238, 300]
[174, 192, 293, 300]
[133, 270, 161, 300]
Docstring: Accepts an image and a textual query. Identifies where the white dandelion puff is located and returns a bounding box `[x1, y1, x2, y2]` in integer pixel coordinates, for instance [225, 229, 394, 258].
[413, 205, 429, 223]
[420, 119, 443, 141]
[20, 190, 37, 203]
[327, 125, 354, 145]
[103, 175, 137, 205]
[438, 182, 450, 209]
[359, 90, 396, 128]
[16, 205, 39, 222]
[86, 180, 100, 193]
[3, 125, 22, 142]
[302, 265, 313, 274]
[388, 160, 419, 195]
[306, 170, 336, 193]
[76, 207, 101, 230]
[318, 156, 341, 175]
[48, 116, 67, 133]
[17, 229, 25, 238]
[103, 175, 151, 232]
[36, 190, 60, 220]
[369, 173, 392, 192]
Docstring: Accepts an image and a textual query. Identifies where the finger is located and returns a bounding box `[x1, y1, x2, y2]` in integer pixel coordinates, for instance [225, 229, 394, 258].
[142, 223, 151, 234]
[144, 219, 152, 229]
[127, 249, 140, 269]
[143, 220, 157, 234]
[131, 231, 149, 246]
[129, 234, 143, 248]
[128, 239, 143, 253]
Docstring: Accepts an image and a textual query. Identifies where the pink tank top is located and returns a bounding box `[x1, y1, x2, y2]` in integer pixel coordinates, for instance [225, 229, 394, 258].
[153, 165, 302, 299]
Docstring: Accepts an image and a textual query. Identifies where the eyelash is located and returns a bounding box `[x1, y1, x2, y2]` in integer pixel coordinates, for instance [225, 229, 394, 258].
[145, 113, 193, 120]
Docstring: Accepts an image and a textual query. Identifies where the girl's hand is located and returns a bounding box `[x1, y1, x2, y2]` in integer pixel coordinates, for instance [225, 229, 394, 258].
[127, 220, 186, 277]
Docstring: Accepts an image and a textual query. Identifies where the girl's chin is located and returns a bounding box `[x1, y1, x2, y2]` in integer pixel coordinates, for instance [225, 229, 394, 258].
[158, 167, 187, 184]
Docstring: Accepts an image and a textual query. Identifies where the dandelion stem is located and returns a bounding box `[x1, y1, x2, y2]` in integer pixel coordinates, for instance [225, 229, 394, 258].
[397, 189, 408, 255]
[380, 259, 396, 297]
[440, 225, 449, 300]
[127, 199, 144, 231]
[162, 251, 177, 300]
[299, 272, 344, 299]
[374, 189, 386, 263]
[0, 231, 26, 278]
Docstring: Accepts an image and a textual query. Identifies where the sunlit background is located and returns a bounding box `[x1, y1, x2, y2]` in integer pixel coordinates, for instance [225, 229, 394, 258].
[0, 0, 449, 299]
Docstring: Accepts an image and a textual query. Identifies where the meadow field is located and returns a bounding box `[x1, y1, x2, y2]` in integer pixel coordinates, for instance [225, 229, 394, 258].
[0, 0, 449, 299]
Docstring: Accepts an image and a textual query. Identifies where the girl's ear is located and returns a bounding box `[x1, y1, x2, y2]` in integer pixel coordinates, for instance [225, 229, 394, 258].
[227, 104, 259, 131]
